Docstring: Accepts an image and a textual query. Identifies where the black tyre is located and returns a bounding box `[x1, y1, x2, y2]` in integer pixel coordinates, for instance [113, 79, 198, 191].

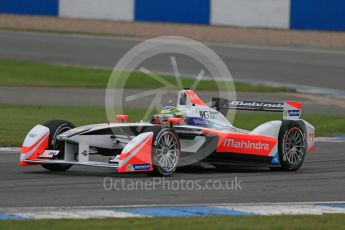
[150, 128, 180, 177]
[277, 120, 307, 171]
[41, 120, 75, 172]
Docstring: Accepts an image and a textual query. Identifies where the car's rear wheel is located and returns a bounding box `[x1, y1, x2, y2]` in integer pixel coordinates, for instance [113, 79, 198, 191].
[277, 121, 307, 171]
[151, 128, 180, 177]
[41, 120, 75, 172]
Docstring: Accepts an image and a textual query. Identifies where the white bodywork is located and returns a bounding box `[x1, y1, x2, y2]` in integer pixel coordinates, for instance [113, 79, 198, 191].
[303, 120, 316, 151]
[177, 90, 233, 130]
[20, 125, 50, 161]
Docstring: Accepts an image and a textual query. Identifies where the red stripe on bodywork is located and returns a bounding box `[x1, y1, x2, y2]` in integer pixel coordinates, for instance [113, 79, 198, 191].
[286, 101, 302, 110]
[118, 135, 153, 172]
[308, 144, 315, 153]
[185, 90, 207, 106]
[118, 135, 151, 161]
[26, 137, 49, 161]
[202, 129, 277, 156]
[20, 133, 49, 166]
[21, 133, 49, 154]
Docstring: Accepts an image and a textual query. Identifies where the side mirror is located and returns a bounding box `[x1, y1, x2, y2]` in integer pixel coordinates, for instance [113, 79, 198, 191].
[168, 117, 184, 127]
[115, 115, 128, 123]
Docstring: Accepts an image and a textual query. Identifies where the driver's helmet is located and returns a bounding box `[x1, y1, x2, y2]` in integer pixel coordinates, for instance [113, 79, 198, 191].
[160, 106, 182, 117]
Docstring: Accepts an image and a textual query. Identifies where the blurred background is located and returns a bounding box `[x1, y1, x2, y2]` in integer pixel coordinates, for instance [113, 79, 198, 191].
[0, 0, 344, 145]
[1, 0, 345, 30]
[0, 0, 345, 224]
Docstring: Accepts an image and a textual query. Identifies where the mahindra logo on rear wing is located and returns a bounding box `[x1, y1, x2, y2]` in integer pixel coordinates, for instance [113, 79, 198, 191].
[212, 98, 284, 113]
[229, 101, 284, 108]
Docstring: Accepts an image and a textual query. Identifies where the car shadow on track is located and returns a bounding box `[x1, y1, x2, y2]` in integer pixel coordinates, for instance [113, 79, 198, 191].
[176, 165, 273, 174]
[23, 164, 275, 178]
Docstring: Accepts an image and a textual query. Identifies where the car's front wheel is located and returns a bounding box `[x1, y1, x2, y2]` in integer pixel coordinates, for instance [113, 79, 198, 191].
[151, 128, 180, 177]
[41, 120, 75, 172]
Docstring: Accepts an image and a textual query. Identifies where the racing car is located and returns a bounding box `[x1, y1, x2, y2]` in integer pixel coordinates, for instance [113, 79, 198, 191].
[19, 90, 315, 176]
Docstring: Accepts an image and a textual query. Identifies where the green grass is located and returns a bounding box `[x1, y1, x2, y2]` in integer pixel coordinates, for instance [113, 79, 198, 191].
[1, 104, 344, 147]
[0, 60, 294, 92]
[0, 104, 143, 146]
[1, 215, 345, 230]
[230, 112, 345, 137]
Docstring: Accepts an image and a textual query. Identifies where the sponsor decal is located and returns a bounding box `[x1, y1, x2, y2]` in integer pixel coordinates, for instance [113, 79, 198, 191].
[126, 164, 134, 171]
[202, 129, 277, 156]
[223, 138, 270, 151]
[308, 133, 315, 143]
[230, 101, 284, 108]
[198, 110, 218, 119]
[126, 163, 150, 171]
[45, 151, 57, 156]
[133, 163, 150, 170]
[288, 110, 300, 116]
[186, 117, 210, 127]
[39, 150, 59, 158]
[29, 133, 37, 138]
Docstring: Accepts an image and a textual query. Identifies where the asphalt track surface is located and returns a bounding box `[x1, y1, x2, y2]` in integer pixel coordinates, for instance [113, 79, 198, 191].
[0, 141, 345, 207]
[0, 30, 345, 91]
[0, 30, 344, 208]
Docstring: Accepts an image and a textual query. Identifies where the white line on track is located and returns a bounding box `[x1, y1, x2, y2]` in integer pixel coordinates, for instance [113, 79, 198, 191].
[2, 201, 345, 210]
[316, 137, 345, 143]
[0, 147, 20, 154]
[1, 201, 345, 219]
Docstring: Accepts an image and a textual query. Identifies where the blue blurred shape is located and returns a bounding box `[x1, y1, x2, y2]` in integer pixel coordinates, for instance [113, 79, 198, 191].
[135, 0, 210, 24]
[0, 0, 58, 16]
[291, 0, 345, 31]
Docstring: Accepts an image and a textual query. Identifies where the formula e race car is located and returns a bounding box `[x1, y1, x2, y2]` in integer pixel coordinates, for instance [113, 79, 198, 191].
[19, 90, 315, 176]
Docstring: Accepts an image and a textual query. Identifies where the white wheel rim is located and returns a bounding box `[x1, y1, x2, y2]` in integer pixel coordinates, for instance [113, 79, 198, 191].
[155, 132, 179, 171]
[283, 127, 305, 166]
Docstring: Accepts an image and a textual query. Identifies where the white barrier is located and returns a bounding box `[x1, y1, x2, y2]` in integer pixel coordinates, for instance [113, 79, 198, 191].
[59, 0, 134, 21]
[211, 0, 290, 29]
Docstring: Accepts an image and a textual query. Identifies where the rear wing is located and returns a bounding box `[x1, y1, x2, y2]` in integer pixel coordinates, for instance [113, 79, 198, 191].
[212, 98, 302, 120]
